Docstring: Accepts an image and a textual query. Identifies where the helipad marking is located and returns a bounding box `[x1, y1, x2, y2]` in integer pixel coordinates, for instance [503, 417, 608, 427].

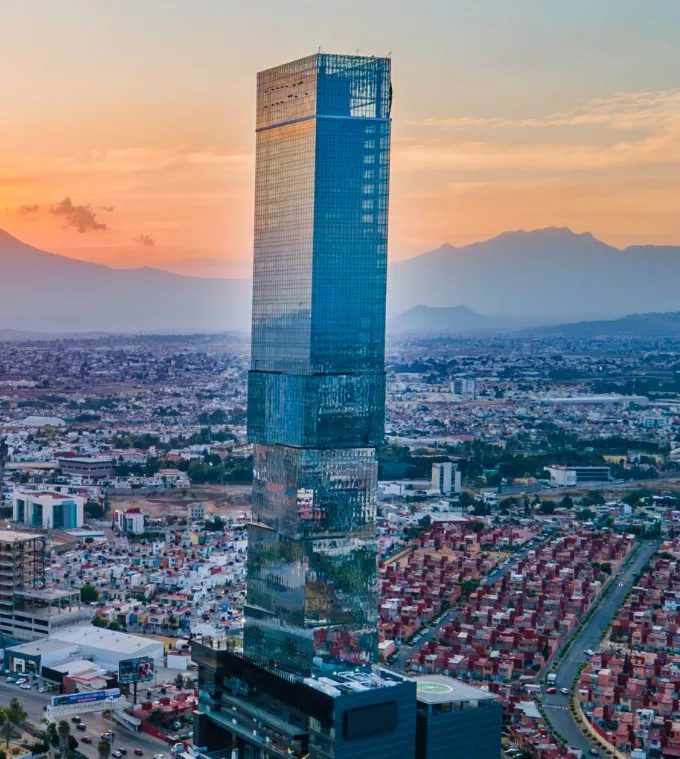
[417, 682, 453, 694]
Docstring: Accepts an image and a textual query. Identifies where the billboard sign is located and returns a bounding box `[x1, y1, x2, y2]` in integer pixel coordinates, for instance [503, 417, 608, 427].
[118, 656, 154, 684]
[52, 688, 120, 708]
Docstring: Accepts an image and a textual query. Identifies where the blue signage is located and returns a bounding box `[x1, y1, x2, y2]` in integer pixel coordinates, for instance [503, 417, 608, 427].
[52, 688, 120, 707]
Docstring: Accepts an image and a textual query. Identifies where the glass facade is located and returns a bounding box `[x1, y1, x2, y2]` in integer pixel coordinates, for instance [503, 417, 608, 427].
[246, 53, 391, 677]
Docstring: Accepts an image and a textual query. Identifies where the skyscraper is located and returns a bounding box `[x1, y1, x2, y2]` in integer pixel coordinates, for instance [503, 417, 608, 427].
[191, 52, 501, 759]
[245, 53, 392, 677]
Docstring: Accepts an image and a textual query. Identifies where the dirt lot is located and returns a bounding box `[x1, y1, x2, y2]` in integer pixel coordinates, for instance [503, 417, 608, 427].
[108, 483, 251, 520]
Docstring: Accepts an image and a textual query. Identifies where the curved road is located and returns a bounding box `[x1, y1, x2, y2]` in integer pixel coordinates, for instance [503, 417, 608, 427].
[541, 539, 660, 755]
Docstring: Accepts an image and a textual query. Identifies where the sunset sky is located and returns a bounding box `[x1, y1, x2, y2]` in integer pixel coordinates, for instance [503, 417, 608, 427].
[0, 0, 678, 278]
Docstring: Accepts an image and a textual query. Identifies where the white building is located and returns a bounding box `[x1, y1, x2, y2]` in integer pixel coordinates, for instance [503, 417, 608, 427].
[48, 625, 164, 671]
[431, 462, 461, 495]
[115, 508, 145, 534]
[451, 377, 476, 399]
[188, 502, 205, 521]
[13, 488, 85, 530]
[546, 465, 611, 486]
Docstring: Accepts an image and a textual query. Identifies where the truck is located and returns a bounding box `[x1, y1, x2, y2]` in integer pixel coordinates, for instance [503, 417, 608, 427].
[524, 684, 541, 694]
[547, 673, 557, 686]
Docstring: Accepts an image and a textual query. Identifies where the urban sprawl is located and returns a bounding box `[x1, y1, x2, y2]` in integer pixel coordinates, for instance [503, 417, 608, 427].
[0, 332, 679, 759]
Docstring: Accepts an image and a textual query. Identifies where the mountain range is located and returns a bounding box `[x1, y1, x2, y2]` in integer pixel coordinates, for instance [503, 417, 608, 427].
[1, 226, 680, 333]
[522, 311, 680, 338]
[387, 227, 680, 322]
[0, 230, 251, 332]
[389, 305, 507, 334]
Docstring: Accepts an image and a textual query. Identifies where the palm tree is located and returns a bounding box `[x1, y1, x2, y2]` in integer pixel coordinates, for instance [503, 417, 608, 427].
[57, 720, 70, 759]
[97, 737, 111, 759]
[7, 698, 26, 736]
[0, 709, 12, 748]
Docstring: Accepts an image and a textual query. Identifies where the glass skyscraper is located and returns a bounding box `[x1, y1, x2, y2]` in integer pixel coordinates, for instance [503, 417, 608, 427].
[245, 53, 392, 677]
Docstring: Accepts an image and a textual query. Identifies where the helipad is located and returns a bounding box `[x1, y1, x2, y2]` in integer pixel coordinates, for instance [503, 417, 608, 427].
[413, 675, 498, 705]
[417, 681, 453, 694]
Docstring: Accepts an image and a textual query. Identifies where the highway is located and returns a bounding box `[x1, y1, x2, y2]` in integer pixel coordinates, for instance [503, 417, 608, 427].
[541, 538, 660, 755]
[0, 680, 169, 759]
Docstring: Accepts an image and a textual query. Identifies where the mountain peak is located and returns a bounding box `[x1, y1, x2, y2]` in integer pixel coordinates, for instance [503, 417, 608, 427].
[492, 226, 599, 245]
[390, 304, 504, 334]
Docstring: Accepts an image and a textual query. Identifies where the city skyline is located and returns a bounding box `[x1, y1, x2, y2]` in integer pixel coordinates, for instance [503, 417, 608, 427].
[0, 0, 678, 278]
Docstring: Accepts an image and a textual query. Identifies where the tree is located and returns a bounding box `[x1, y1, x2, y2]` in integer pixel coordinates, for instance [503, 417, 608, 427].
[204, 516, 225, 532]
[559, 495, 574, 510]
[0, 710, 12, 748]
[97, 738, 110, 759]
[539, 501, 555, 515]
[147, 708, 166, 727]
[460, 579, 481, 598]
[84, 502, 104, 519]
[576, 508, 596, 522]
[6, 699, 26, 738]
[80, 584, 99, 603]
[174, 672, 185, 689]
[108, 620, 122, 631]
[57, 721, 70, 759]
[92, 617, 108, 628]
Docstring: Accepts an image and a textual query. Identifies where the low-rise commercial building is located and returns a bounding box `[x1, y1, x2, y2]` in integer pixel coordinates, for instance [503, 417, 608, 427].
[12, 488, 85, 529]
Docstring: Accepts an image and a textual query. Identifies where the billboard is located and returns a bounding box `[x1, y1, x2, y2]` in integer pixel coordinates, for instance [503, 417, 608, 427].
[118, 656, 154, 684]
[52, 688, 120, 708]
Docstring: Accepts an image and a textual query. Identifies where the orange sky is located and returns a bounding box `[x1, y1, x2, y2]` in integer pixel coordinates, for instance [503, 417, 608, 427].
[1, 2, 678, 278]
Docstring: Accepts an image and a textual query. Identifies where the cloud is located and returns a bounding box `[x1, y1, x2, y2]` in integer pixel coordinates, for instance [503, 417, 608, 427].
[396, 88, 680, 174]
[18, 204, 40, 215]
[133, 233, 155, 247]
[56, 146, 252, 176]
[414, 89, 680, 132]
[50, 197, 108, 233]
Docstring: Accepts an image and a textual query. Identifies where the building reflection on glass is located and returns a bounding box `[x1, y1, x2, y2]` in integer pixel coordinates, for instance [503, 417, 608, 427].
[246, 53, 392, 677]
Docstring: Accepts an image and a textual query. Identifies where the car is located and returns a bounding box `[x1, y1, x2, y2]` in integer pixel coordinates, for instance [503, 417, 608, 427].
[112, 751, 123, 758]
[15, 678, 26, 685]
[120, 750, 128, 756]
[560, 687, 569, 695]
[81, 738, 93, 745]
[546, 687, 557, 694]
[20, 683, 31, 690]
[589, 750, 599, 756]
[154, 754, 165, 759]
[76, 724, 86, 732]
[134, 751, 143, 757]
[72, 717, 82, 724]
[101, 732, 114, 740]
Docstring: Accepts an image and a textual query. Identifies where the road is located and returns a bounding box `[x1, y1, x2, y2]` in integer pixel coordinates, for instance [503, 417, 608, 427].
[0, 680, 169, 759]
[392, 531, 553, 670]
[541, 539, 660, 755]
